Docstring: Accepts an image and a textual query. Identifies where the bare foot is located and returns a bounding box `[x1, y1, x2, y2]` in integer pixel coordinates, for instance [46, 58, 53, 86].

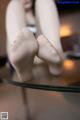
[8, 28, 38, 82]
[37, 35, 64, 76]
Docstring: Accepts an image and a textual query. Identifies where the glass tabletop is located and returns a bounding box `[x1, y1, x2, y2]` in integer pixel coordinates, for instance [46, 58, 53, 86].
[3, 57, 80, 93]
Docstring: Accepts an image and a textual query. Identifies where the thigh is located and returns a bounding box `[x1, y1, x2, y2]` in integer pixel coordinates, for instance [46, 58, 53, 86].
[6, 0, 27, 53]
[35, 0, 60, 48]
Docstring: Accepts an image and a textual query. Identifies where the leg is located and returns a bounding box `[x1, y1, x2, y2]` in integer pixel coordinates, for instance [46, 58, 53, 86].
[35, 0, 64, 75]
[6, 0, 38, 82]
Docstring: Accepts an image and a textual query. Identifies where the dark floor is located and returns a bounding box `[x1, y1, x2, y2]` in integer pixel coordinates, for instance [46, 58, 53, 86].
[0, 84, 80, 120]
[0, 64, 80, 120]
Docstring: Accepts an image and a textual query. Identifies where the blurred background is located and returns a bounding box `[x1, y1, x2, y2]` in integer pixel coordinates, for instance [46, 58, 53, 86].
[0, 1, 80, 120]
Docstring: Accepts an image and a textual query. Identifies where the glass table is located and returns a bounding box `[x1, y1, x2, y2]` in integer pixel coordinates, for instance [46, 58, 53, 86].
[3, 58, 80, 93]
[3, 56, 80, 120]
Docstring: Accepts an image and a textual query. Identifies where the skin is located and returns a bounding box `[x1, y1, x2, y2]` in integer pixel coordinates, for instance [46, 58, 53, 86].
[21, 0, 35, 25]
[6, 0, 38, 81]
[35, 0, 64, 75]
[21, 0, 33, 10]
[35, 0, 63, 51]
[6, 0, 64, 80]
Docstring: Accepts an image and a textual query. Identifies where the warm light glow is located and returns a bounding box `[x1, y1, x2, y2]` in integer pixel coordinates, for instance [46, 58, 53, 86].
[60, 25, 72, 37]
[63, 60, 75, 70]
